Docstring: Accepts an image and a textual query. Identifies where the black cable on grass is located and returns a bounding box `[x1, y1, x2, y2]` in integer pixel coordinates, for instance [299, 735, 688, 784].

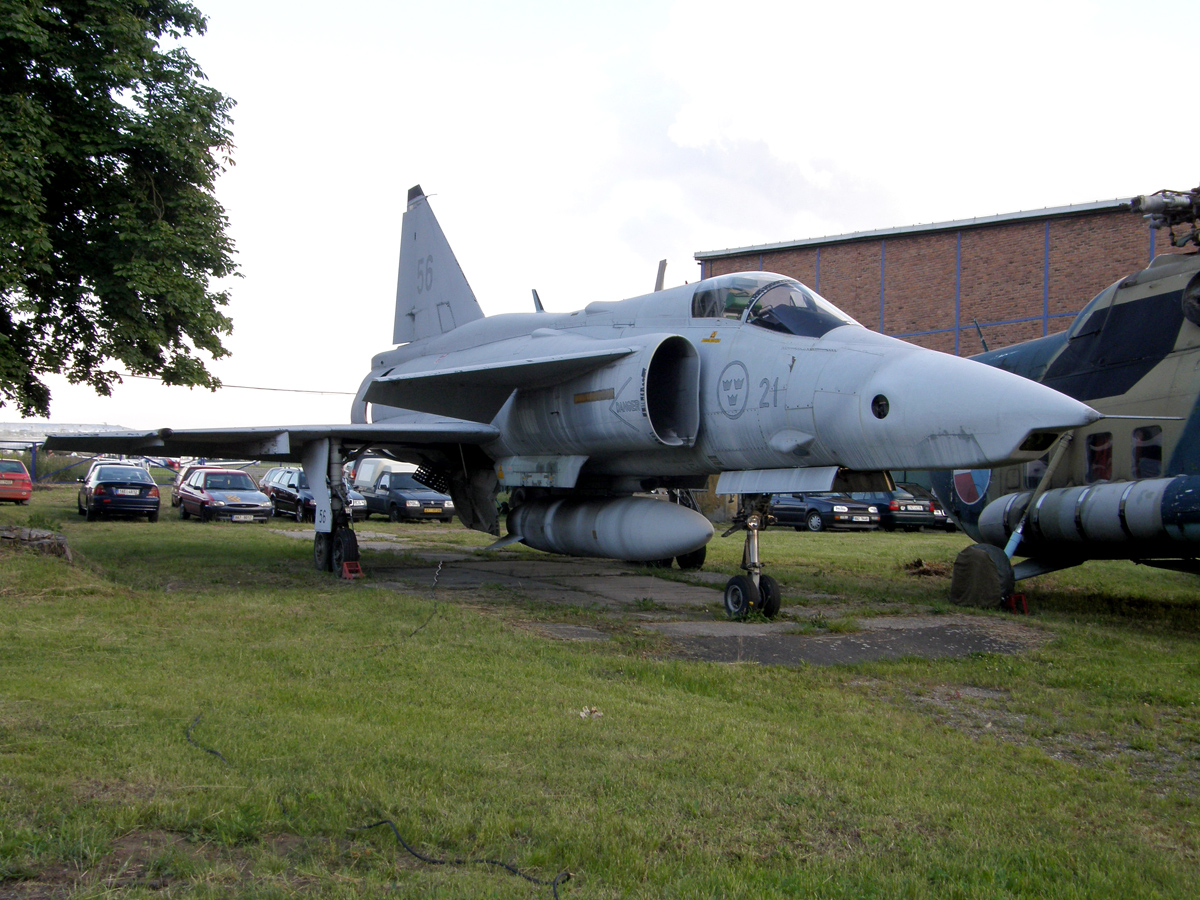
[186, 714, 232, 767]
[351, 819, 571, 899]
[183, 721, 572, 894]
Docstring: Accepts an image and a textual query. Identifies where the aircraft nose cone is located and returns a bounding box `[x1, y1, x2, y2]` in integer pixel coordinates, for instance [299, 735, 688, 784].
[812, 344, 1098, 470]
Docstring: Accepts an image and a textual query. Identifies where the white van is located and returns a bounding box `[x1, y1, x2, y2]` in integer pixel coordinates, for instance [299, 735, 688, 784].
[347, 456, 417, 493]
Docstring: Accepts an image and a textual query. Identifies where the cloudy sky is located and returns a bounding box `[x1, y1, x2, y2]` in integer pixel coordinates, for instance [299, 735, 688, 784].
[20, 0, 1200, 429]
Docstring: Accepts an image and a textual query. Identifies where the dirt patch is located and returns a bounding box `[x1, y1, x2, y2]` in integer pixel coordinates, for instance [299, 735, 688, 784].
[647, 616, 1045, 667]
[905, 685, 1200, 797]
[0, 830, 315, 899]
[345, 547, 1048, 668]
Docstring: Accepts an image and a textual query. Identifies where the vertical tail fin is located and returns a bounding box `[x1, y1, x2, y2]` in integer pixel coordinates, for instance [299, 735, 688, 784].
[392, 186, 485, 345]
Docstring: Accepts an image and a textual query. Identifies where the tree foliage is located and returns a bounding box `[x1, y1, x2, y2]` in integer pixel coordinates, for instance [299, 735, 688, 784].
[0, 0, 236, 417]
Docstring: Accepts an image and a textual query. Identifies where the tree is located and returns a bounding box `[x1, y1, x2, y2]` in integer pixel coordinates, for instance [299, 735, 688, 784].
[0, 0, 236, 417]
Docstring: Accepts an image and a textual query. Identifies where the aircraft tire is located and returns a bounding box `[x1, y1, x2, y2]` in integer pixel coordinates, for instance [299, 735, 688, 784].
[331, 528, 359, 574]
[806, 511, 824, 532]
[313, 532, 333, 571]
[723, 575, 759, 620]
[759, 575, 781, 618]
[676, 545, 707, 570]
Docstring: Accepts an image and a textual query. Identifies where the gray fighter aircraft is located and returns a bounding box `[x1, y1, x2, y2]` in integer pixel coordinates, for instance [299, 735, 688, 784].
[45, 186, 1098, 617]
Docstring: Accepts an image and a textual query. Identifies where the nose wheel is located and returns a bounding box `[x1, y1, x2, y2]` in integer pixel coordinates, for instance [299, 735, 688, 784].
[721, 494, 782, 619]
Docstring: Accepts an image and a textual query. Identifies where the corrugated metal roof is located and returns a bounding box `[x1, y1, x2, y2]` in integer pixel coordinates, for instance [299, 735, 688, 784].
[694, 198, 1131, 260]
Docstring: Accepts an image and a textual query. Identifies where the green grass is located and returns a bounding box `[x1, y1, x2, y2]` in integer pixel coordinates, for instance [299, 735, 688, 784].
[1, 486, 1198, 898]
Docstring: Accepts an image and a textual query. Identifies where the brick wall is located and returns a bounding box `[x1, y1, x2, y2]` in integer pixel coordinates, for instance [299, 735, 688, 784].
[698, 209, 1190, 355]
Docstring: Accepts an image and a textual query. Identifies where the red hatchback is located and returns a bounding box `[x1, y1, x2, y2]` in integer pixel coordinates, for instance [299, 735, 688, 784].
[0, 459, 32, 504]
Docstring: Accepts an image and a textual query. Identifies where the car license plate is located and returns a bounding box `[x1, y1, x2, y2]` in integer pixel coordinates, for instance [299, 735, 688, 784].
[231, 514, 253, 522]
[903, 504, 923, 511]
[852, 515, 869, 522]
[117, 488, 140, 496]
[0, 479, 11, 485]
[423, 508, 440, 514]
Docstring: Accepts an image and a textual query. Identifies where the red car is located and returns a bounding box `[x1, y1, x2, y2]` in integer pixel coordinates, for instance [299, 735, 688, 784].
[0, 460, 32, 504]
[176, 467, 272, 523]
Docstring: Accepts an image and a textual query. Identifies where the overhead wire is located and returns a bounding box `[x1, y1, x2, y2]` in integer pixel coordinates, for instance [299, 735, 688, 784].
[114, 372, 352, 396]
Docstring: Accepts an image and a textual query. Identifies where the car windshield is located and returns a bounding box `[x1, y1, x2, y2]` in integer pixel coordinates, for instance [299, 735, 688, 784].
[390, 474, 425, 490]
[204, 472, 256, 491]
[850, 491, 914, 503]
[97, 466, 152, 483]
[0, 460, 26, 474]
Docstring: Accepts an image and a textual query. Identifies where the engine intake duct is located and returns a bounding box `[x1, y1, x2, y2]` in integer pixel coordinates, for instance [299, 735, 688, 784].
[500, 334, 700, 456]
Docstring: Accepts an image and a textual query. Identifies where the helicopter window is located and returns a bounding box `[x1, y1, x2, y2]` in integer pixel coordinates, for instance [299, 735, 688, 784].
[1132, 425, 1163, 478]
[1067, 284, 1117, 341]
[1024, 454, 1049, 489]
[690, 273, 781, 320]
[1085, 432, 1113, 483]
[745, 280, 861, 337]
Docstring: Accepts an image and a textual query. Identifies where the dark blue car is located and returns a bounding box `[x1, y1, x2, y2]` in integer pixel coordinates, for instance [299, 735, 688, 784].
[78, 464, 161, 522]
[769, 492, 880, 532]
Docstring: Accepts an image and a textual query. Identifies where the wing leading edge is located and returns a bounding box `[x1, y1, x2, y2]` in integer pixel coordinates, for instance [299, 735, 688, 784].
[42, 420, 500, 462]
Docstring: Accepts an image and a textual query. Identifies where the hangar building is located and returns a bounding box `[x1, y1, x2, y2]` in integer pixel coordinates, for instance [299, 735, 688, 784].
[694, 199, 1190, 355]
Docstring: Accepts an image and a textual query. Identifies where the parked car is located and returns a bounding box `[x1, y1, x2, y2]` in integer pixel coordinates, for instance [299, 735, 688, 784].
[361, 469, 455, 522]
[260, 466, 367, 521]
[345, 455, 414, 492]
[0, 459, 32, 504]
[896, 482, 958, 532]
[849, 489, 940, 531]
[176, 468, 272, 523]
[77, 464, 160, 521]
[171, 463, 223, 507]
[769, 492, 880, 532]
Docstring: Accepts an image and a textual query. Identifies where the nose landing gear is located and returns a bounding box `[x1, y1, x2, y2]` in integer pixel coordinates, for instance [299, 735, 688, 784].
[721, 493, 781, 620]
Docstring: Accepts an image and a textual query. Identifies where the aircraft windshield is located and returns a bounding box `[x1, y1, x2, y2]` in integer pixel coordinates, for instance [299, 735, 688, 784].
[746, 280, 860, 337]
[691, 273, 781, 320]
[691, 273, 859, 337]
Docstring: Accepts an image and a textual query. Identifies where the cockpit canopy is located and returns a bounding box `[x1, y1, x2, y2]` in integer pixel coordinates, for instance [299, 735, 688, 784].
[690, 272, 861, 338]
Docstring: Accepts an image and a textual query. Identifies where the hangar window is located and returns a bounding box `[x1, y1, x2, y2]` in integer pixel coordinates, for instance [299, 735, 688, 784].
[1132, 425, 1163, 478]
[1086, 432, 1113, 482]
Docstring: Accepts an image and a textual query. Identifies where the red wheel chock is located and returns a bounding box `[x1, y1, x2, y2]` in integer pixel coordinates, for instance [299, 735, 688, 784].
[341, 561, 364, 580]
[1002, 592, 1028, 614]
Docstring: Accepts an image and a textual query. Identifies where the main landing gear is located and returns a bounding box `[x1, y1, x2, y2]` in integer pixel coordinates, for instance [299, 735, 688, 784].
[306, 443, 360, 577]
[721, 493, 781, 620]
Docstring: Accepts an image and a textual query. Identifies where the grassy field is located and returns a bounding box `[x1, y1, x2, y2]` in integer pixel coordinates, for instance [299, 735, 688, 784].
[1, 484, 1198, 898]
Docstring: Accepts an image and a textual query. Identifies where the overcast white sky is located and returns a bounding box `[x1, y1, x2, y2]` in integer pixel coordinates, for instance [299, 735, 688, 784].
[17, 0, 1200, 430]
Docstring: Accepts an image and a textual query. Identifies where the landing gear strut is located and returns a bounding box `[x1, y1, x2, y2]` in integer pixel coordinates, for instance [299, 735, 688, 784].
[304, 441, 360, 576]
[721, 494, 781, 620]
